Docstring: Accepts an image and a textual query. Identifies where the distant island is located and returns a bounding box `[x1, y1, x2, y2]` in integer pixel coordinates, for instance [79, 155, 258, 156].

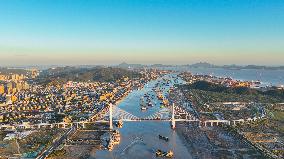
[117, 62, 173, 69]
[183, 62, 284, 70]
[117, 62, 284, 70]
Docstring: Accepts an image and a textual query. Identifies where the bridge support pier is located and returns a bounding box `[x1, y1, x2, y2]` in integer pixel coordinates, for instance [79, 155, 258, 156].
[198, 121, 201, 127]
[82, 123, 86, 129]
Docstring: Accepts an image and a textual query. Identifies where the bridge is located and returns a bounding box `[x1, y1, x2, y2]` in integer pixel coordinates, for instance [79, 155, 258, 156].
[0, 103, 254, 131]
[81, 103, 237, 129]
[90, 103, 199, 129]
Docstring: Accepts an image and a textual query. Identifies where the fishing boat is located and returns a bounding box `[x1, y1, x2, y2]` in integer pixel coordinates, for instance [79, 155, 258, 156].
[156, 149, 174, 158]
[141, 106, 147, 111]
[116, 120, 123, 128]
[159, 135, 169, 142]
[157, 93, 164, 100]
[162, 99, 169, 106]
[107, 139, 114, 151]
[112, 130, 121, 144]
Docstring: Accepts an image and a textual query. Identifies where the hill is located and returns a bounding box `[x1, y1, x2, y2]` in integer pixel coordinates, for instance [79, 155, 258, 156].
[36, 66, 141, 84]
[185, 81, 284, 100]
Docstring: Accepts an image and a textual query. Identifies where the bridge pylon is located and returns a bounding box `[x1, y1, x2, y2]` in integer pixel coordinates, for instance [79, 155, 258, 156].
[109, 103, 113, 130]
[171, 103, 176, 129]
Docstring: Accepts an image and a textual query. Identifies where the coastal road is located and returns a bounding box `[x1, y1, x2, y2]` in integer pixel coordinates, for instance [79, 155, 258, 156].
[37, 126, 75, 159]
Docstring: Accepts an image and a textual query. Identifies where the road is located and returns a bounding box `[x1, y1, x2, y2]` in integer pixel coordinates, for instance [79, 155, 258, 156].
[37, 126, 75, 159]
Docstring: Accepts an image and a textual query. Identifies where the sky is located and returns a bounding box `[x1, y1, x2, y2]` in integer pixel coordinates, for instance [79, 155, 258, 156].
[0, 0, 283, 66]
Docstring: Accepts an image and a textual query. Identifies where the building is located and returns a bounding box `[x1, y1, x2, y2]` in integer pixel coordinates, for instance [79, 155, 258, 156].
[11, 74, 25, 81]
[31, 69, 39, 78]
[0, 84, 5, 94]
[0, 75, 7, 81]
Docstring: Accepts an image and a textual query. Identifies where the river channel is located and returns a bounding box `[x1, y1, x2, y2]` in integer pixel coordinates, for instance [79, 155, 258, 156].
[95, 74, 192, 159]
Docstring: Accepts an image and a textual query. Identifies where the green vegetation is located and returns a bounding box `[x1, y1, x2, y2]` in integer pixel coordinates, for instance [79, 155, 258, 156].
[183, 81, 284, 103]
[0, 131, 8, 140]
[272, 111, 284, 121]
[18, 129, 65, 153]
[272, 111, 284, 133]
[48, 149, 66, 158]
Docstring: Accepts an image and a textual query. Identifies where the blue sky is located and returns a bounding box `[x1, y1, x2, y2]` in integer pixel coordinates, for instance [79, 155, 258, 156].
[0, 0, 283, 65]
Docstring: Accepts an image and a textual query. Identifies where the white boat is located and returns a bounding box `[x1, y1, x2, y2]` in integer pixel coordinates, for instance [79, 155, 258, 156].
[141, 106, 147, 110]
